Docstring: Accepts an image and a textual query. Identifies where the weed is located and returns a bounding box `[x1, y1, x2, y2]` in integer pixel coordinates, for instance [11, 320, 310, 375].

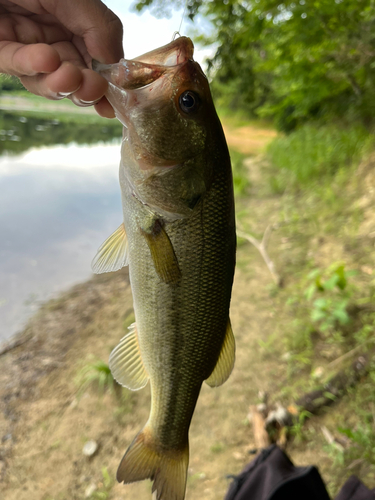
[210, 442, 225, 454]
[353, 310, 375, 347]
[305, 264, 356, 336]
[76, 359, 118, 397]
[338, 422, 375, 465]
[89, 467, 114, 500]
[290, 410, 313, 442]
[323, 442, 345, 467]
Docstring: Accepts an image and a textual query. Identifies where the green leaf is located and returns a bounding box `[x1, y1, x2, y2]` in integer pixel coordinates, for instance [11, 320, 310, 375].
[315, 277, 325, 292]
[313, 297, 328, 309]
[334, 265, 347, 290]
[333, 309, 350, 325]
[311, 309, 327, 322]
[338, 427, 355, 439]
[323, 392, 337, 401]
[304, 283, 316, 301]
[323, 274, 339, 291]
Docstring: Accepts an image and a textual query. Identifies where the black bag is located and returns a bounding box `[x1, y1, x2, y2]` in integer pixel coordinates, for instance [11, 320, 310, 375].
[224, 445, 375, 500]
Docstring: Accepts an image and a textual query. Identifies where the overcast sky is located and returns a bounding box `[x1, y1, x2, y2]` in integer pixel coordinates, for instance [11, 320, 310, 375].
[103, 0, 212, 66]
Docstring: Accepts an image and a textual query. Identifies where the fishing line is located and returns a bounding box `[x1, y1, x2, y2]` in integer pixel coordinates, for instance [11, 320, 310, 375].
[172, 0, 188, 40]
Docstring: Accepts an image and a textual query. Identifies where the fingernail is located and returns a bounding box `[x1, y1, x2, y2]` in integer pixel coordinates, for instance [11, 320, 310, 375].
[50, 86, 81, 100]
[49, 91, 71, 100]
[71, 95, 101, 107]
[80, 98, 101, 105]
[58, 91, 75, 97]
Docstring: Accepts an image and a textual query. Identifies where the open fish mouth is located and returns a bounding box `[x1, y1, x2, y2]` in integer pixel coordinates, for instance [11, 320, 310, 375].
[92, 36, 195, 90]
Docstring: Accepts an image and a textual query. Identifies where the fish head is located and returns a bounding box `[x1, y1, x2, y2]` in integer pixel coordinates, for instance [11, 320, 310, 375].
[94, 37, 229, 218]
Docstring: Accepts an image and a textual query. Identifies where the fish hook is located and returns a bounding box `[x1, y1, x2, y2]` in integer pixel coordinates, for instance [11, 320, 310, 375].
[172, 31, 181, 41]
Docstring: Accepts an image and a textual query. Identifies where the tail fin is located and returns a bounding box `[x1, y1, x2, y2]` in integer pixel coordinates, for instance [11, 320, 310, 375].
[117, 427, 189, 500]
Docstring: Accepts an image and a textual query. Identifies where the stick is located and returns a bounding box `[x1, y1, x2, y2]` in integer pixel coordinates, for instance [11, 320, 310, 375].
[249, 405, 271, 449]
[237, 225, 282, 286]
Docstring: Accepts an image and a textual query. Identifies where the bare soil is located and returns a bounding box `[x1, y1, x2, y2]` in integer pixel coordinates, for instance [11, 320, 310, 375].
[1, 124, 374, 500]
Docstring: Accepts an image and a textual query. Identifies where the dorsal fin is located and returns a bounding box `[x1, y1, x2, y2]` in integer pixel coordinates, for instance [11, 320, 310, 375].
[91, 223, 129, 274]
[109, 323, 149, 391]
[205, 319, 235, 388]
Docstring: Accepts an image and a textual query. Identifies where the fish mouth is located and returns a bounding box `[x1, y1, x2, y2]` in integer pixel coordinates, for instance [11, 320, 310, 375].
[93, 36, 194, 90]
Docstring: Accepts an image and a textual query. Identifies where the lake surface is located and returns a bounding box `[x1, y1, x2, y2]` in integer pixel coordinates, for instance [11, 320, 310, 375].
[0, 112, 123, 341]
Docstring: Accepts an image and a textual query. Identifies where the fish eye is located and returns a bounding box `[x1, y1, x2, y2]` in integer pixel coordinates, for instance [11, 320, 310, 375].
[179, 91, 200, 114]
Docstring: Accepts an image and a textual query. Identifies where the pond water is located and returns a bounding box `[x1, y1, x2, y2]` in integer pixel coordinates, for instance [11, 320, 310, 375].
[0, 112, 124, 341]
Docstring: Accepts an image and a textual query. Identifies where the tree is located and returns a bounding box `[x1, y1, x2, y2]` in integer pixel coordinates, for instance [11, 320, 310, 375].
[135, 0, 375, 130]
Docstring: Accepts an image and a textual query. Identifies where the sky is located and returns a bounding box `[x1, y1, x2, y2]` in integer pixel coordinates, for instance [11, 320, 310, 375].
[102, 0, 212, 67]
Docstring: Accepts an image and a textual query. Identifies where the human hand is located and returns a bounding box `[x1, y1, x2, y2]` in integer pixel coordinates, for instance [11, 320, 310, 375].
[0, 0, 124, 118]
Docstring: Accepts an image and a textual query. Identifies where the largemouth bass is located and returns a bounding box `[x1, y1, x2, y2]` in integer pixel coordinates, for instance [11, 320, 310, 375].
[92, 36, 236, 500]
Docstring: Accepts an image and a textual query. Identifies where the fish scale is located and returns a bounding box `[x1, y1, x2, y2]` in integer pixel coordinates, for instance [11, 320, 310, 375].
[92, 36, 236, 500]
[124, 156, 234, 446]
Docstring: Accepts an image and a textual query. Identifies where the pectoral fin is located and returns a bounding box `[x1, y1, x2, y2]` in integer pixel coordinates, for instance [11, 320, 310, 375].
[109, 323, 149, 391]
[205, 319, 235, 388]
[140, 219, 181, 285]
[91, 223, 129, 274]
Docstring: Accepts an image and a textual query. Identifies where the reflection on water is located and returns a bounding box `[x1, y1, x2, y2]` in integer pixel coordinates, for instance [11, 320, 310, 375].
[0, 111, 122, 155]
[0, 113, 124, 341]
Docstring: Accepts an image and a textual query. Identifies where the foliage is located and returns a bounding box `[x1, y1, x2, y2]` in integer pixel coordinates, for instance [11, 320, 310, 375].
[89, 467, 115, 500]
[229, 148, 250, 197]
[304, 264, 356, 335]
[0, 74, 24, 92]
[135, 0, 375, 130]
[338, 423, 375, 464]
[283, 261, 375, 370]
[290, 409, 313, 442]
[266, 123, 373, 192]
[76, 359, 118, 396]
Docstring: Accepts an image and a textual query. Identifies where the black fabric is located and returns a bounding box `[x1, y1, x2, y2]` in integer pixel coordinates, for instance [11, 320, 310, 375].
[224, 445, 330, 500]
[224, 445, 375, 500]
[334, 476, 375, 500]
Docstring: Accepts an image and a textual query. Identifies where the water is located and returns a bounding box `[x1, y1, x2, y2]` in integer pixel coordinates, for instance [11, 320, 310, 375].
[0, 112, 124, 341]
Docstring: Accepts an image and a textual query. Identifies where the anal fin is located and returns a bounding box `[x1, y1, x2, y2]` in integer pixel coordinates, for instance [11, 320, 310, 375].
[205, 319, 235, 388]
[91, 223, 129, 274]
[109, 323, 149, 391]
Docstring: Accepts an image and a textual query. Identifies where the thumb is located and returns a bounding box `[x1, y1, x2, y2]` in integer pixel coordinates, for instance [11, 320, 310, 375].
[44, 0, 124, 63]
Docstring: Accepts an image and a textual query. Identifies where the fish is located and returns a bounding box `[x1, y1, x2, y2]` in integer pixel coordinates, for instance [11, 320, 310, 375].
[92, 36, 236, 500]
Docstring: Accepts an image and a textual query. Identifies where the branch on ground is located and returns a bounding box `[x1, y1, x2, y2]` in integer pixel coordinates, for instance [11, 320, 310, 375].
[237, 224, 282, 287]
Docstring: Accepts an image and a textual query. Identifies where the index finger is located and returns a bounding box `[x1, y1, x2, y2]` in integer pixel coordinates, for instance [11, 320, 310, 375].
[0, 41, 60, 76]
[44, 0, 124, 64]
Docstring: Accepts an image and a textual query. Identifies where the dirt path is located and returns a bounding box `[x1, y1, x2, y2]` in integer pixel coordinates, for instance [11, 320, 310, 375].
[222, 123, 277, 155]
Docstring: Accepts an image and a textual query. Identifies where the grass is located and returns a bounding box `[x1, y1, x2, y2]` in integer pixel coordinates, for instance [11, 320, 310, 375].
[88, 467, 115, 500]
[229, 148, 251, 197]
[266, 123, 374, 193]
[76, 358, 118, 396]
[217, 105, 274, 129]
